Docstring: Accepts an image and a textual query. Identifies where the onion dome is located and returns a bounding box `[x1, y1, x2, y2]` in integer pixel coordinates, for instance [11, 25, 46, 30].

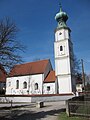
[55, 4, 68, 28]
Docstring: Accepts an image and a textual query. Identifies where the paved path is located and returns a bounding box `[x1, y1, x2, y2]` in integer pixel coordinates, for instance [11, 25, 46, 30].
[0, 101, 66, 120]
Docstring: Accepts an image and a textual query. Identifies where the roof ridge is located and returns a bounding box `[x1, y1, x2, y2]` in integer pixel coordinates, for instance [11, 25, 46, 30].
[15, 59, 50, 67]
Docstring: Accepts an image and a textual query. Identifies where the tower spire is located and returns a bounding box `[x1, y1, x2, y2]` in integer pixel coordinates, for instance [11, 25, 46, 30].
[55, 2, 68, 28]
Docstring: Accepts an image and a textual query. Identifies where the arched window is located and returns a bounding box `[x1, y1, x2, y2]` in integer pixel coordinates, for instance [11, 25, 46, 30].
[23, 82, 27, 89]
[35, 83, 38, 90]
[16, 80, 19, 89]
[60, 46, 63, 51]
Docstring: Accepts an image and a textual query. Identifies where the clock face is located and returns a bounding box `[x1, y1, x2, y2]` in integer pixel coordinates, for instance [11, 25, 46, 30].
[55, 31, 64, 41]
[59, 32, 62, 35]
[57, 31, 64, 41]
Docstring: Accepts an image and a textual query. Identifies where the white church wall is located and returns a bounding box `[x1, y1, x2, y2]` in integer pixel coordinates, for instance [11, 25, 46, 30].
[55, 29, 69, 42]
[55, 29, 64, 41]
[43, 83, 55, 94]
[54, 40, 69, 58]
[29, 74, 43, 94]
[58, 75, 72, 94]
[6, 78, 13, 95]
[0, 94, 74, 103]
[55, 58, 71, 76]
[0, 96, 32, 103]
[6, 76, 30, 95]
[64, 29, 69, 39]
[31, 95, 74, 102]
[6, 74, 43, 95]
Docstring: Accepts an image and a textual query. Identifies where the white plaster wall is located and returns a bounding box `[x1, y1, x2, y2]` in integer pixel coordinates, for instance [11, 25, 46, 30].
[29, 74, 43, 94]
[64, 29, 69, 39]
[6, 76, 30, 95]
[6, 78, 12, 94]
[0, 97, 31, 103]
[6, 74, 43, 95]
[55, 58, 71, 76]
[54, 40, 69, 58]
[0, 95, 74, 103]
[43, 83, 55, 94]
[31, 95, 74, 102]
[58, 75, 72, 94]
[55, 29, 69, 42]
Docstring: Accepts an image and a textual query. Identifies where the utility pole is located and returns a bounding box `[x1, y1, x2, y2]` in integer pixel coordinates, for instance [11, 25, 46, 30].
[81, 59, 85, 92]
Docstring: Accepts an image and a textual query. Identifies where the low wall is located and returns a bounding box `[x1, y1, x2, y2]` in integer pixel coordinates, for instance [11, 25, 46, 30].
[0, 94, 74, 103]
[31, 94, 74, 102]
[0, 96, 31, 103]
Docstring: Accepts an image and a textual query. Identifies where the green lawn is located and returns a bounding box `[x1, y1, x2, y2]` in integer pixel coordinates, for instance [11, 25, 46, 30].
[58, 112, 88, 120]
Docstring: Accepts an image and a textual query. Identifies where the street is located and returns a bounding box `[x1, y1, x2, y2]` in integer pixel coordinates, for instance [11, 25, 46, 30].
[0, 101, 66, 120]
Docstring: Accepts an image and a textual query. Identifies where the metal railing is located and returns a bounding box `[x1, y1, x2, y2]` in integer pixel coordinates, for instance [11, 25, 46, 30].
[66, 101, 90, 117]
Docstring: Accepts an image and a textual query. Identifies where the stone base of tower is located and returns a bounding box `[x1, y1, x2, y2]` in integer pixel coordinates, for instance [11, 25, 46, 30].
[57, 75, 73, 94]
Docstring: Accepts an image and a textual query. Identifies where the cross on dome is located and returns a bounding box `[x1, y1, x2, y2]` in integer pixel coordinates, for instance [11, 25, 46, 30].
[55, 2, 68, 28]
[59, 1, 62, 12]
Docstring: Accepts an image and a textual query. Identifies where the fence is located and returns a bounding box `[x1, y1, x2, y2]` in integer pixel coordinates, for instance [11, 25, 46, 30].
[66, 101, 90, 117]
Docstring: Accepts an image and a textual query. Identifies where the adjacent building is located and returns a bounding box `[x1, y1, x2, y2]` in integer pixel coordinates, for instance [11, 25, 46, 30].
[0, 64, 7, 94]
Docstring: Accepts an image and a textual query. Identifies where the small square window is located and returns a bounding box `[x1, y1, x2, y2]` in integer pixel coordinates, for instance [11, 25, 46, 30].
[47, 86, 50, 91]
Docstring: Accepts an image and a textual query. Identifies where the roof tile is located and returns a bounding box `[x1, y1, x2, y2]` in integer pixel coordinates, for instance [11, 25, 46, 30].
[44, 71, 56, 83]
[9, 59, 49, 77]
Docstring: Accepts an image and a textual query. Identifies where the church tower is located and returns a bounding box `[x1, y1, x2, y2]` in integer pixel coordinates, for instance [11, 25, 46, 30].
[54, 4, 75, 94]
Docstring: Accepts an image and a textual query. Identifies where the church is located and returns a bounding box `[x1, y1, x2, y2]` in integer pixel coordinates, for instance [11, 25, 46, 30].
[6, 5, 76, 95]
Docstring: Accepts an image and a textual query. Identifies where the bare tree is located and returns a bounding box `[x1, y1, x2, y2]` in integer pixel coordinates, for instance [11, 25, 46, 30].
[73, 55, 83, 86]
[73, 55, 81, 75]
[0, 18, 25, 71]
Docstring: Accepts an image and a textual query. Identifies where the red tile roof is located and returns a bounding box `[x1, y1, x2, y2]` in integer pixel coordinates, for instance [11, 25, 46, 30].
[44, 71, 56, 83]
[0, 64, 7, 82]
[9, 59, 50, 77]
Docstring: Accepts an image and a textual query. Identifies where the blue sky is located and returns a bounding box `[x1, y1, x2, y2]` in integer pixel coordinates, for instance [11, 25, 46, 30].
[0, 0, 90, 73]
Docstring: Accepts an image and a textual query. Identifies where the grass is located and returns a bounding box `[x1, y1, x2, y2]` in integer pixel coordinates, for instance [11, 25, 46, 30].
[58, 112, 88, 120]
